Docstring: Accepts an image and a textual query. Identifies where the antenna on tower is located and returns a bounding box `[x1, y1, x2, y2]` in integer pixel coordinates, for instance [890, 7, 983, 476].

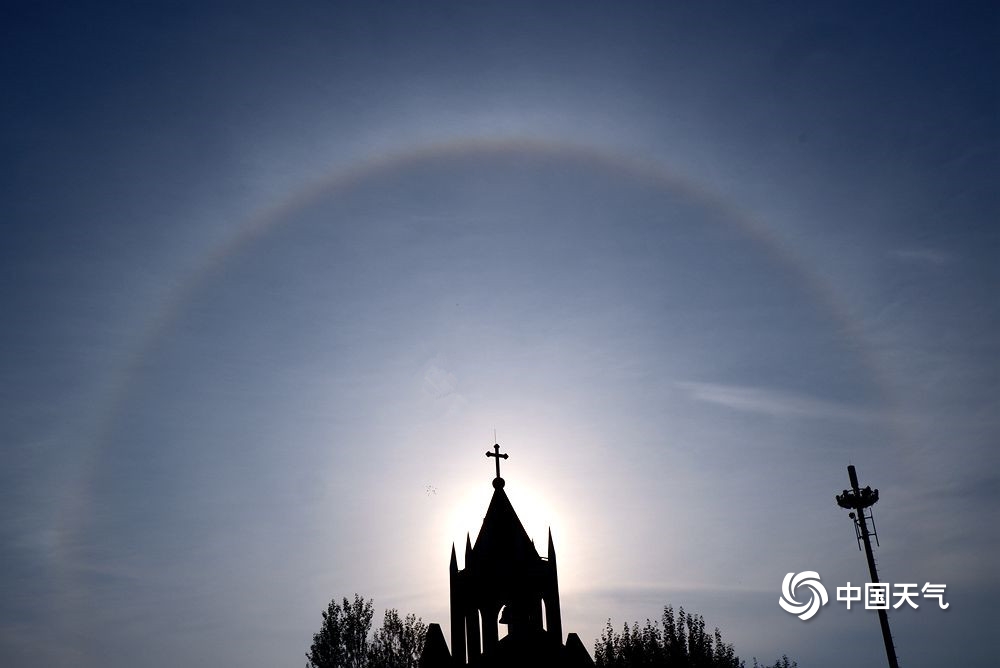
[835, 465, 899, 668]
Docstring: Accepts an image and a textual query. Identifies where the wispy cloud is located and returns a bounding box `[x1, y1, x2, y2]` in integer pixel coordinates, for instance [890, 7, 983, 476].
[421, 359, 468, 415]
[889, 248, 953, 266]
[675, 381, 874, 422]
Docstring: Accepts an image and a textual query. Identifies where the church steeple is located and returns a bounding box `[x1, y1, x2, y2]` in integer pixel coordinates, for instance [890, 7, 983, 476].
[442, 442, 575, 664]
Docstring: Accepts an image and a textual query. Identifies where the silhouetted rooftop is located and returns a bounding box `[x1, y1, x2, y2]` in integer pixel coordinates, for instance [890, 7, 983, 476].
[471, 481, 540, 573]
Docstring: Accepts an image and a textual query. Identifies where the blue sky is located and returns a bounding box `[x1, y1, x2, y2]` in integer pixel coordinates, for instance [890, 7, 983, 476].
[2, 2, 997, 666]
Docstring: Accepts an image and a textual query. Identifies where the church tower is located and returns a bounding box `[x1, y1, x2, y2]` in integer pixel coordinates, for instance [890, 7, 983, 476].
[421, 443, 593, 667]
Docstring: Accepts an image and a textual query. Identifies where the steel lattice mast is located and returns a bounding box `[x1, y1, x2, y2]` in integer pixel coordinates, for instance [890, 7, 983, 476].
[835, 465, 899, 668]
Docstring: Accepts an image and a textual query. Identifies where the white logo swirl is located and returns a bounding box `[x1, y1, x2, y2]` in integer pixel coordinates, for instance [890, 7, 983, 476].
[779, 571, 828, 620]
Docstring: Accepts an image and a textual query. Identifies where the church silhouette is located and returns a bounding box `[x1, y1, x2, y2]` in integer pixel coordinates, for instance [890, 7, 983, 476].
[420, 444, 594, 667]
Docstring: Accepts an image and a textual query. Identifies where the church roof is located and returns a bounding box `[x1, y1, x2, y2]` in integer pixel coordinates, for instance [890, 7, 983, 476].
[471, 480, 540, 569]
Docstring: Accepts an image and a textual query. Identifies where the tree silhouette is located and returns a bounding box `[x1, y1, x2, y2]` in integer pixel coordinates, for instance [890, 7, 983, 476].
[750, 658, 796, 668]
[594, 605, 795, 668]
[369, 609, 427, 668]
[308, 596, 790, 668]
[307, 594, 374, 668]
[307, 595, 427, 668]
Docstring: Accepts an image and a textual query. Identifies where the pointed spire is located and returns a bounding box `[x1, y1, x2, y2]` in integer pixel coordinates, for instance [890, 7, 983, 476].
[548, 527, 557, 562]
[450, 543, 458, 573]
[465, 532, 473, 562]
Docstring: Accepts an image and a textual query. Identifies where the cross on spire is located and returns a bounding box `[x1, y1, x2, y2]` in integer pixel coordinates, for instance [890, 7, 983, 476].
[486, 443, 508, 481]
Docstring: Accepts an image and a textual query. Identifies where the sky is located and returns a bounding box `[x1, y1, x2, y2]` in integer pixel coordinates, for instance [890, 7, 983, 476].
[1, 1, 997, 666]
